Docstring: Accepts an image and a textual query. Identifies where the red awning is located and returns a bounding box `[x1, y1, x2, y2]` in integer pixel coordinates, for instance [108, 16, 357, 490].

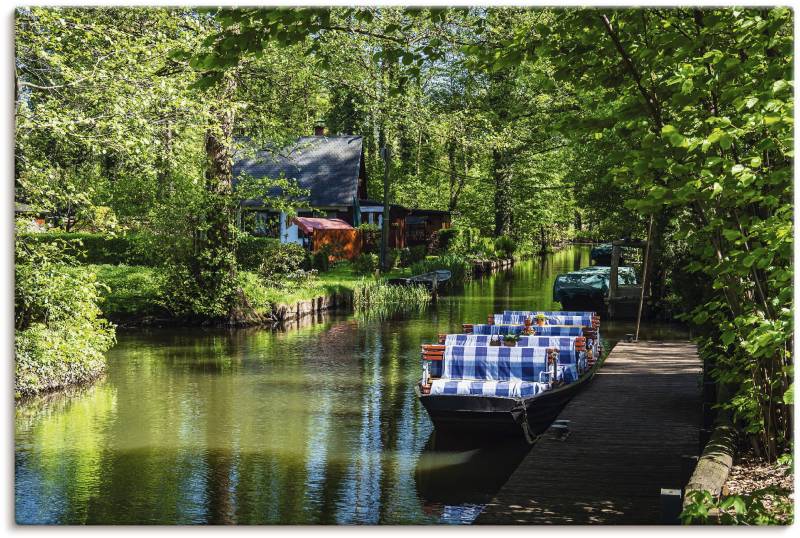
[292, 217, 354, 234]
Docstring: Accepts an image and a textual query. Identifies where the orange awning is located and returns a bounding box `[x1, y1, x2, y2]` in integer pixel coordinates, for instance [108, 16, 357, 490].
[292, 217, 354, 234]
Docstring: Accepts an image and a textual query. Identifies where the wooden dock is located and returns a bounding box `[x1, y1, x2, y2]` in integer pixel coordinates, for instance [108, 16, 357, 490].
[475, 341, 702, 525]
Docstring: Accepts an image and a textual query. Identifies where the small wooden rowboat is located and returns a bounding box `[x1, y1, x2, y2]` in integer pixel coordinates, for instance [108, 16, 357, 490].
[387, 270, 451, 290]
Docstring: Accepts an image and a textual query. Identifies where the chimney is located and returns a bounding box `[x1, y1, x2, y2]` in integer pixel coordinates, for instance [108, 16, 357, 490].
[314, 120, 325, 137]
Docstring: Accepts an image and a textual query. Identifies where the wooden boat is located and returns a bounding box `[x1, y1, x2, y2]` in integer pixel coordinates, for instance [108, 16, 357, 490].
[416, 312, 603, 444]
[416, 351, 604, 444]
[387, 269, 451, 290]
[553, 265, 637, 313]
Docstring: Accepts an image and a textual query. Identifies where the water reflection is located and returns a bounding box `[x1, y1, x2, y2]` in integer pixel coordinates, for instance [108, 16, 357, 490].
[15, 247, 688, 525]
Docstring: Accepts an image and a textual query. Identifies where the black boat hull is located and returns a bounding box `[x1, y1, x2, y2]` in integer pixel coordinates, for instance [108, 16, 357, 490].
[417, 361, 601, 443]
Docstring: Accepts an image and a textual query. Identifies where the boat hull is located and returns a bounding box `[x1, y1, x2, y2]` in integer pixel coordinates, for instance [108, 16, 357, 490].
[417, 362, 601, 443]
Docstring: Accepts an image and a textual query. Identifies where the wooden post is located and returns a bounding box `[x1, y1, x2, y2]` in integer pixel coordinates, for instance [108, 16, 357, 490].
[380, 145, 391, 271]
[608, 243, 621, 318]
[635, 216, 654, 341]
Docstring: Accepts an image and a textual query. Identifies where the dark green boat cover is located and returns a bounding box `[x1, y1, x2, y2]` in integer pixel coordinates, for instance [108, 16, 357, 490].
[590, 243, 626, 266]
[553, 266, 638, 303]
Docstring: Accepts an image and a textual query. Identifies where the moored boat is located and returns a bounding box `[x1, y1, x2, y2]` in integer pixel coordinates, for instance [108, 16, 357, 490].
[416, 311, 604, 443]
[387, 269, 451, 290]
[552, 265, 637, 313]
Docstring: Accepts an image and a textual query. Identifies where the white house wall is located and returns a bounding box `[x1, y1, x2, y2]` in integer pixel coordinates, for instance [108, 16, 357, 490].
[279, 211, 301, 245]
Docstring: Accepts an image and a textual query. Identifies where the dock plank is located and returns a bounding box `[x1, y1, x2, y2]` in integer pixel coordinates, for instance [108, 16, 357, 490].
[475, 341, 702, 525]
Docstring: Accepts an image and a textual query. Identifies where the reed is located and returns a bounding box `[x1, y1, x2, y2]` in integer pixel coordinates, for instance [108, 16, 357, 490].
[352, 278, 430, 319]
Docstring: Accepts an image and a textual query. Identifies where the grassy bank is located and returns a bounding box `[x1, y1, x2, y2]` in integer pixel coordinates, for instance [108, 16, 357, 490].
[90, 263, 416, 321]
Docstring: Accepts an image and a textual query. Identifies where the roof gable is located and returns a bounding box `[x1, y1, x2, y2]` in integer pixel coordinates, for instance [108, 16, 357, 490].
[233, 136, 363, 207]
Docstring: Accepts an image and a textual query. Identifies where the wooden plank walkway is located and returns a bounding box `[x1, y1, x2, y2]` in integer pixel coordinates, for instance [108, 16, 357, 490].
[475, 341, 702, 525]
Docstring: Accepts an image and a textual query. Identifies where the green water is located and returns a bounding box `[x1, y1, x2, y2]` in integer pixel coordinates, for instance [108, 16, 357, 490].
[15, 246, 689, 524]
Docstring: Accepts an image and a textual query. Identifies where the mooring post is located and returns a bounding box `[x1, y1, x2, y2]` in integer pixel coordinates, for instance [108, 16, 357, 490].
[660, 488, 683, 524]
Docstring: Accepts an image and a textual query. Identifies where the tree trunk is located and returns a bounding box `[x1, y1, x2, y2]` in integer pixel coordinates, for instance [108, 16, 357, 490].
[447, 138, 458, 211]
[202, 76, 262, 326]
[493, 149, 512, 236]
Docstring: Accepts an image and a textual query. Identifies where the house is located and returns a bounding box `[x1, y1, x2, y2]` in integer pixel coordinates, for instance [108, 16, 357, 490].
[232, 126, 448, 254]
[405, 209, 451, 247]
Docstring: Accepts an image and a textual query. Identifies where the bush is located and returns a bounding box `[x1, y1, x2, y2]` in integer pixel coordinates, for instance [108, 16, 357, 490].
[430, 226, 482, 255]
[256, 242, 307, 286]
[430, 228, 458, 253]
[494, 235, 516, 259]
[352, 253, 379, 274]
[400, 245, 428, 267]
[312, 244, 333, 272]
[237, 236, 281, 270]
[19, 231, 157, 265]
[15, 231, 116, 398]
[473, 237, 497, 259]
[357, 223, 381, 254]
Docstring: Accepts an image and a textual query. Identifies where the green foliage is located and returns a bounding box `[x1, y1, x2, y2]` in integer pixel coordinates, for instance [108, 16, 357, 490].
[386, 248, 401, 270]
[91, 264, 165, 318]
[681, 487, 793, 525]
[237, 236, 282, 270]
[400, 245, 428, 266]
[312, 245, 332, 272]
[15, 228, 116, 398]
[237, 271, 275, 317]
[494, 235, 516, 259]
[357, 223, 381, 254]
[20, 232, 157, 266]
[352, 253, 379, 275]
[255, 242, 307, 286]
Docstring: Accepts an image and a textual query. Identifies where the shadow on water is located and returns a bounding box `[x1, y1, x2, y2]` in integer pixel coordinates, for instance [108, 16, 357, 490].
[414, 432, 531, 509]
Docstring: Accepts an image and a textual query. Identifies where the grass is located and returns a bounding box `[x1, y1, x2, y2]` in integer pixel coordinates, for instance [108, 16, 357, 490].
[90, 264, 165, 318]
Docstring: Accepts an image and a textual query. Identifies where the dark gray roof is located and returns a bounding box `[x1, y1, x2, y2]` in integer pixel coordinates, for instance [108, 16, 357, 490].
[233, 136, 363, 207]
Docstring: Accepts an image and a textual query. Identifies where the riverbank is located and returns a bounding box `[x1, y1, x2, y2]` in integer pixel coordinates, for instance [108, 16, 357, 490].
[93, 256, 517, 326]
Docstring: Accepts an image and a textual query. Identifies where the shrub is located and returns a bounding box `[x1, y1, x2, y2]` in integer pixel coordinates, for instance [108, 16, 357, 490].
[256, 242, 307, 286]
[158, 260, 237, 320]
[472, 237, 497, 259]
[431, 228, 458, 253]
[353, 253, 379, 275]
[237, 236, 281, 270]
[400, 245, 428, 267]
[15, 230, 116, 398]
[237, 271, 274, 317]
[312, 244, 333, 272]
[495, 235, 516, 259]
[357, 223, 381, 254]
[19, 231, 158, 265]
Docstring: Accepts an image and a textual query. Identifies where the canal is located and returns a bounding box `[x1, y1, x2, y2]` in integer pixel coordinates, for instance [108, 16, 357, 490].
[15, 246, 689, 524]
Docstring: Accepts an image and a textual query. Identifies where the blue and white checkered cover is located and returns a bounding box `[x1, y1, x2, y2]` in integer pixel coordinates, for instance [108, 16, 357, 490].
[430, 379, 548, 398]
[470, 324, 524, 335]
[443, 345, 549, 382]
[504, 310, 595, 317]
[532, 326, 584, 336]
[443, 334, 587, 369]
[494, 314, 593, 326]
